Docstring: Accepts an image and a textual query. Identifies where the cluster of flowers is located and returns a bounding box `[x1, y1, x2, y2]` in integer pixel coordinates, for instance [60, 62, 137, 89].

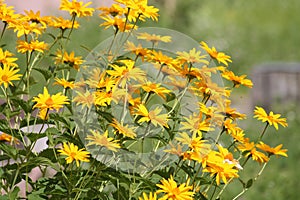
[0, 0, 288, 199]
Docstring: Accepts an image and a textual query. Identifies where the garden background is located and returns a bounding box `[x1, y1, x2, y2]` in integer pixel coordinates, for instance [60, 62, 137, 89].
[2, 0, 300, 199]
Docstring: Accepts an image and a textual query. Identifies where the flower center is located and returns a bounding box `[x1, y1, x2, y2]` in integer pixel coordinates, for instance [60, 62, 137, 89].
[45, 97, 54, 106]
[1, 75, 8, 82]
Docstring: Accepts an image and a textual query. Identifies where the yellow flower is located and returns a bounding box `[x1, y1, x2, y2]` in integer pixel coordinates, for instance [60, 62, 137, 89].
[200, 41, 232, 66]
[100, 15, 136, 32]
[256, 142, 288, 157]
[137, 33, 171, 45]
[0, 48, 18, 67]
[50, 16, 80, 30]
[138, 192, 157, 200]
[0, 64, 21, 88]
[17, 40, 48, 53]
[254, 106, 288, 130]
[124, 41, 149, 61]
[86, 130, 121, 152]
[98, 3, 125, 17]
[32, 87, 69, 111]
[141, 81, 171, 99]
[134, 104, 169, 128]
[156, 176, 194, 200]
[9, 20, 43, 38]
[176, 48, 208, 64]
[222, 70, 253, 88]
[23, 10, 51, 28]
[180, 113, 214, 135]
[73, 90, 95, 109]
[237, 141, 269, 163]
[107, 60, 146, 88]
[58, 142, 90, 167]
[60, 0, 94, 17]
[110, 118, 137, 139]
[175, 132, 211, 153]
[55, 50, 84, 70]
[54, 78, 75, 89]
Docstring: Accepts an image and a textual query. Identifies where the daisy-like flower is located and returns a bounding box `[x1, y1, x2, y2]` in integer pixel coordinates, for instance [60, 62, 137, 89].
[98, 3, 125, 17]
[124, 41, 149, 61]
[100, 15, 136, 32]
[137, 33, 171, 45]
[175, 132, 211, 153]
[222, 70, 253, 88]
[58, 142, 90, 167]
[256, 141, 288, 157]
[54, 78, 75, 89]
[107, 59, 146, 88]
[32, 87, 69, 111]
[147, 50, 177, 68]
[9, 20, 43, 38]
[0, 64, 21, 88]
[237, 141, 269, 163]
[55, 50, 84, 70]
[73, 90, 95, 109]
[156, 176, 194, 200]
[176, 48, 208, 64]
[17, 40, 48, 54]
[200, 41, 232, 66]
[134, 104, 169, 128]
[23, 10, 51, 28]
[86, 130, 121, 152]
[110, 118, 137, 139]
[203, 154, 239, 185]
[141, 81, 171, 99]
[254, 106, 288, 130]
[50, 16, 80, 30]
[180, 113, 214, 135]
[60, 0, 94, 17]
[0, 48, 18, 67]
[138, 192, 157, 200]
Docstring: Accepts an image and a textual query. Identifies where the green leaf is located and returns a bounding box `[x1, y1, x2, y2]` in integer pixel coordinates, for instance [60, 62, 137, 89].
[9, 186, 20, 200]
[9, 98, 32, 113]
[0, 143, 18, 160]
[246, 178, 253, 189]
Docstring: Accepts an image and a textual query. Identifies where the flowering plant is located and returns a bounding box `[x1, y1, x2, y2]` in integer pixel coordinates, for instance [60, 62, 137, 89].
[0, 0, 288, 199]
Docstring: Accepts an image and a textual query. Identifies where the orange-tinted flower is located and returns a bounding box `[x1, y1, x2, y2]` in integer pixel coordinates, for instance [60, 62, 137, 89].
[256, 142, 288, 157]
[254, 106, 288, 130]
[58, 142, 90, 167]
[0, 64, 21, 88]
[222, 70, 253, 88]
[60, 0, 94, 17]
[200, 41, 232, 66]
[17, 40, 48, 53]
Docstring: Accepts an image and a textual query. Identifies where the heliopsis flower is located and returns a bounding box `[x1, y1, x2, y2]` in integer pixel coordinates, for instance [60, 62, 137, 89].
[138, 192, 157, 200]
[9, 20, 43, 37]
[124, 41, 149, 61]
[60, 0, 94, 17]
[122, 0, 159, 22]
[0, 64, 21, 88]
[180, 113, 214, 135]
[137, 33, 171, 45]
[107, 59, 146, 88]
[55, 50, 84, 70]
[32, 87, 69, 111]
[147, 50, 177, 68]
[141, 81, 171, 99]
[0, 48, 18, 67]
[110, 118, 137, 139]
[203, 158, 239, 185]
[54, 77, 75, 89]
[254, 106, 288, 130]
[134, 104, 169, 128]
[200, 41, 232, 66]
[100, 15, 136, 32]
[222, 70, 253, 88]
[73, 90, 95, 109]
[58, 142, 90, 167]
[50, 16, 80, 30]
[17, 40, 48, 53]
[156, 176, 194, 200]
[176, 48, 208, 64]
[23, 10, 51, 28]
[237, 141, 269, 163]
[256, 142, 288, 157]
[175, 132, 211, 153]
[86, 130, 121, 152]
[98, 3, 125, 17]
